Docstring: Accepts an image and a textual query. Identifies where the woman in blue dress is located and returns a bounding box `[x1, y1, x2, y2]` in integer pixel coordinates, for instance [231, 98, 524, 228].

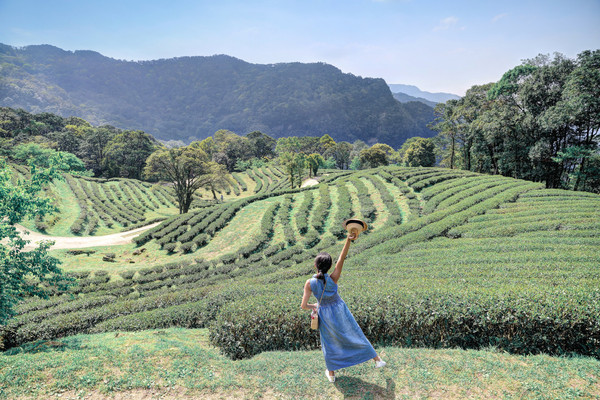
[301, 232, 386, 382]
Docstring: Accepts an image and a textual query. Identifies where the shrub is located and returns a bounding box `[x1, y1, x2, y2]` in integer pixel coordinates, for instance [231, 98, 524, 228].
[163, 242, 177, 253]
[179, 241, 195, 254]
[120, 270, 136, 280]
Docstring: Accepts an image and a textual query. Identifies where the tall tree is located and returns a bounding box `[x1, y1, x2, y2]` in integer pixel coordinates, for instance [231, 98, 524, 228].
[202, 162, 235, 200]
[326, 141, 352, 169]
[104, 130, 157, 179]
[306, 153, 325, 177]
[79, 126, 118, 176]
[403, 137, 436, 167]
[319, 134, 336, 153]
[144, 146, 210, 214]
[279, 152, 306, 188]
[359, 146, 389, 168]
[246, 131, 276, 159]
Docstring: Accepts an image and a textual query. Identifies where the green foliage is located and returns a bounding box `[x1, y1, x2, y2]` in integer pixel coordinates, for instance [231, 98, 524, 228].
[403, 137, 436, 167]
[279, 152, 306, 188]
[431, 51, 599, 192]
[105, 130, 157, 180]
[145, 146, 211, 213]
[359, 145, 389, 169]
[0, 157, 72, 325]
[12, 143, 89, 175]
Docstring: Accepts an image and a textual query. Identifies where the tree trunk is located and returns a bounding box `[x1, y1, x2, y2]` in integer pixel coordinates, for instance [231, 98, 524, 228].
[450, 135, 455, 169]
[181, 192, 193, 214]
[574, 157, 586, 191]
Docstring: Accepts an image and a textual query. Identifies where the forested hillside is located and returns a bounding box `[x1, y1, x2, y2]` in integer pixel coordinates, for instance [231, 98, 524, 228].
[0, 44, 435, 147]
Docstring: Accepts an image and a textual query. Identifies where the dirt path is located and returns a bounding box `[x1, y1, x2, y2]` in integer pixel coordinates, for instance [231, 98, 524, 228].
[301, 178, 319, 187]
[17, 222, 162, 250]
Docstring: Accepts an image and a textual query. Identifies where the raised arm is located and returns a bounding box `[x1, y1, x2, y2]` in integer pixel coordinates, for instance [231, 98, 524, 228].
[329, 232, 355, 284]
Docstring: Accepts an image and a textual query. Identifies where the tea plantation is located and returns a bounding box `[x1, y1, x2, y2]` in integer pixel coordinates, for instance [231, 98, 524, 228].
[13, 164, 290, 236]
[2, 166, 599, 367]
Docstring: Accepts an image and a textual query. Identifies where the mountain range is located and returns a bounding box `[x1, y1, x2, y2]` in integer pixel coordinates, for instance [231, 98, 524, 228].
[0, 44, 440, 148]
[388, 84, 460, 104]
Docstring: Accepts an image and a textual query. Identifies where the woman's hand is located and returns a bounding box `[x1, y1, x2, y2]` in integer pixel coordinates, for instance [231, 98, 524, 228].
[348, 232, 357, 241]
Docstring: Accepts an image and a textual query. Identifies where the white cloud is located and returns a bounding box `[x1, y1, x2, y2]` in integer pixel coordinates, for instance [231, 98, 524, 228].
[492, 13, 508, 23]
[434, 16, 459, 32]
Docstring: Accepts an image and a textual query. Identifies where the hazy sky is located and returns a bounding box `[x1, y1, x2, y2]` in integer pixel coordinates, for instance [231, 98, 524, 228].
[1, 0, 598, 95]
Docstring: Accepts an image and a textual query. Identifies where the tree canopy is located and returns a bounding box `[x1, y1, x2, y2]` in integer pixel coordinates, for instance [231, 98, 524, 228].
[144, 146, 211, 214]
[430, 50, 600, 193]
[0, 156, 71, 324]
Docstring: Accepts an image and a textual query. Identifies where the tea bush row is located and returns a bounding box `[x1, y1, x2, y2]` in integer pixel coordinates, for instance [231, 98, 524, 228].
[123, 180, 158, 211]
[64, 174, 90, 234]
[434, 177, 513, 212]
[329, 183, 353, 239]
[364, 174, 402, 226]
[232, 173, 247, 192]
[352, 180, 540, 256]
[235, 201, 280, 259]
[310, 184, 331, 233]
[409, 170, 476, 192]
[347, 176, 376, 223]
[151, 184, 177, 206]
[420, 176, 500, 215]
[101, 184, 144, 225]
[210, 285, 600, 360]
[245, 169, 262, 193]
[90, 286, 258, 334]
[279, 195, 296, 245]
[83, 180, 135, 229]
[448, 215, 600, 239]
[377, 170, 421, 219]
[253, 168, 270, 193]
[2, 285, 215, 348]
[295, 191, 314, 234]
[131, 180, 162, 209]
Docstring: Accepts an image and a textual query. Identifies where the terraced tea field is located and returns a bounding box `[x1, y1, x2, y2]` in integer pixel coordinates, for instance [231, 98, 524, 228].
[3, 166, 599, 361]
[11, 164, 289, 236]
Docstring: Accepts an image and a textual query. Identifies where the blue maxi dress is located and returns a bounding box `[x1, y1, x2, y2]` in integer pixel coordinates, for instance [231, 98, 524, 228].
[310, 273, 377, 371]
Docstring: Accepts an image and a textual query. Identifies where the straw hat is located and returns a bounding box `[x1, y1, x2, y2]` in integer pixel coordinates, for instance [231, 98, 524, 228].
[342, 218, 368, 237]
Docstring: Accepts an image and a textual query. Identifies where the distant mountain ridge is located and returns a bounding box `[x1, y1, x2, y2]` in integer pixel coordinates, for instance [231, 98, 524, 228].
[391, 92, 437, 108]
[0, 43, 435, 148]
[388, 83, 460, 104]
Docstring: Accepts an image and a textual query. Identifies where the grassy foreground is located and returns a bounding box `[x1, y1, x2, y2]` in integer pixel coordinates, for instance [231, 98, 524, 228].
[1, 328, 598, 400]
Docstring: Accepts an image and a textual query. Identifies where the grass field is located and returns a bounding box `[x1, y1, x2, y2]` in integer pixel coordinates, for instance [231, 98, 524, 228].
[1, 328, 598, 399]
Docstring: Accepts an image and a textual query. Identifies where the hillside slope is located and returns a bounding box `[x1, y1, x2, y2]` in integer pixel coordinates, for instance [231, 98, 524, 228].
[2, 166, 598, 363]
[0, 44, 435, 147]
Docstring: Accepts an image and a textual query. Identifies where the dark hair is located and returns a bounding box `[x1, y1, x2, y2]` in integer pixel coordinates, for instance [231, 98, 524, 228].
[314, 252, 332, 283]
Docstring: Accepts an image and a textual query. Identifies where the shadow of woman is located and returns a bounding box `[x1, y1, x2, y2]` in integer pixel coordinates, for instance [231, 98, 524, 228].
[334, 376, 395, 399]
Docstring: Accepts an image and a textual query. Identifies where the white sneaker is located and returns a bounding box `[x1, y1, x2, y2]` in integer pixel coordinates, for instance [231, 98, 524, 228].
[375, 360, 387, 368]
[325, 369, 335, 382]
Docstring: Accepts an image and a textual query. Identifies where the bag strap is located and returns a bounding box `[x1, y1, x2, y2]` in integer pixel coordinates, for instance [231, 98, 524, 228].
[317, 276, 327, 307]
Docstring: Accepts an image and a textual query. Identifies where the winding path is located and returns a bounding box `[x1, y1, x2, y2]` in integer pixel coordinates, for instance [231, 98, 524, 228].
[17, 222, 162, 250]
[301, 178, 319, 188]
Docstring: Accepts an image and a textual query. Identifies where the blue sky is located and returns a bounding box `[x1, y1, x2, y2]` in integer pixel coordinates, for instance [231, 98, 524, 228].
[0, 0, 598, 95]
